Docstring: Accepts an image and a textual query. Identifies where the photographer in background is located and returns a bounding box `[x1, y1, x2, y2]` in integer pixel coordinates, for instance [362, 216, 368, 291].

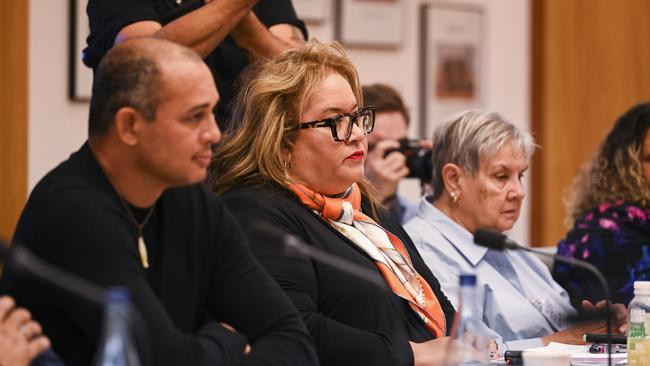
[363, 84, 424, 224]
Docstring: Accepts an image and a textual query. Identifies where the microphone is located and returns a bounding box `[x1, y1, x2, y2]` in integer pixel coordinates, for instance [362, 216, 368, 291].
[0, 240, 106, 305]
[0, 239, 152, 366]
[473, 228, 613, 366]
[249, 220, 388, 291]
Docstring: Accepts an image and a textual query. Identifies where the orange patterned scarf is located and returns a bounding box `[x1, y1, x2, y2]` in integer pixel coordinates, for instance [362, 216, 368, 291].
[287, 182, 446, 337]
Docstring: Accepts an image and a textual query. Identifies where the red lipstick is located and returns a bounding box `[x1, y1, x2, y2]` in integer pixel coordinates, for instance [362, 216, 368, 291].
[347, 150, 365, 160]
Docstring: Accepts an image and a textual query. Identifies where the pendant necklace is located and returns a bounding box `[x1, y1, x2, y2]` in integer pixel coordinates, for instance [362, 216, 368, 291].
[118, 197, 155, 269]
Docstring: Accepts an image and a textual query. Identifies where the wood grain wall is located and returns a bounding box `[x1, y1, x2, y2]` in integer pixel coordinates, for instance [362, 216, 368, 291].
[532, 0, 650, 246]
[0, 1, 28, 241]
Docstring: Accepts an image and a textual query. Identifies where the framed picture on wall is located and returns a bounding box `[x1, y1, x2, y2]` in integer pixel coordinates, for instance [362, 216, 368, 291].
[419, 2, 485, 137]
[335, 0, 403, 48]
[69, 0, 92, 102]
[293, 0, 331, 24]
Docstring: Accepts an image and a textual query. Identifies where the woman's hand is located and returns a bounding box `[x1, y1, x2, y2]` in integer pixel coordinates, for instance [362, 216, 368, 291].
[410, 337, 451, 366]
[542, 299, 628, 345]
[581, 300, 628, 334]
[0, 296, 50, 366]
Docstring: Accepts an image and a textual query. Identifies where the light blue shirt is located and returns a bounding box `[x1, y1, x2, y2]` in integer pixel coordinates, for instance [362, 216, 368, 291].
[397, 193, 418, 224]
[404, 198, 577, 350]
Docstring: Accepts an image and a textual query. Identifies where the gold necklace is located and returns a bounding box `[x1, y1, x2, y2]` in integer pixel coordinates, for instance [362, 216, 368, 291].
[118, 196, 155, 269]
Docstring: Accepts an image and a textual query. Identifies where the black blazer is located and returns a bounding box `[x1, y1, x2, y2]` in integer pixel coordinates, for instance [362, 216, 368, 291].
[222, 183, 455, 366]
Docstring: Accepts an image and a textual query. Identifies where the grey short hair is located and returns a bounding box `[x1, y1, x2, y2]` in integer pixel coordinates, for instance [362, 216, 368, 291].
[429, 110, 536, 200]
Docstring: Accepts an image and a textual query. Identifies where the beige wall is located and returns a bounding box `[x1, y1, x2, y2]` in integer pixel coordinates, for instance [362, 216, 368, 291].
[29, 0, 89, 191]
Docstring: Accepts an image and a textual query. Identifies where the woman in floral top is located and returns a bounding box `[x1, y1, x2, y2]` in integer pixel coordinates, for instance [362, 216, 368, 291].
[553, 102, 650, 308]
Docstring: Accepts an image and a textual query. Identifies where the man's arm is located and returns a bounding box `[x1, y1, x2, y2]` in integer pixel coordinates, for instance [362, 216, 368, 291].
[114, 0, 257, 57]
[229, 13, 305, 60]
[269, 23, 307, 46]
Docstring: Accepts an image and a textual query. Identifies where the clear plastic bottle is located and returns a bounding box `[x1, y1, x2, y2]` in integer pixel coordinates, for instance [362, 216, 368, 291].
[628, 281, 650, 366]
[94, 287, 141, 366]
[446, 273, 489, 366]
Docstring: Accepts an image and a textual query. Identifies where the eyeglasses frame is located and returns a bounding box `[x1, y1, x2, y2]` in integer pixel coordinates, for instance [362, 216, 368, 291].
[295, 105, 376, 142]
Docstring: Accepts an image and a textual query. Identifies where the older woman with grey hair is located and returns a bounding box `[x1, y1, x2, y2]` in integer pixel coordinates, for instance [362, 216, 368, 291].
[404, 110, 627, 352]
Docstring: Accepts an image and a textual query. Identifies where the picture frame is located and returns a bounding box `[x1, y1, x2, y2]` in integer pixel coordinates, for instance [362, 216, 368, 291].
[418, 2, 485, 137]
[293, 0, 331, 24]
[335, 0, 403, 48]
[69, 0, 92, 102]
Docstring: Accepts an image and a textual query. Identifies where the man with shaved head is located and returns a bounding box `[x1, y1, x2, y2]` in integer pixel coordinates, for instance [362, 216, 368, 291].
[1, 38, 317, 366]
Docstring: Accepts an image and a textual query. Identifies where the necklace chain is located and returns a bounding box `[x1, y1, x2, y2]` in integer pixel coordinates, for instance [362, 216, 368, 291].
[118, 196, 155, 269]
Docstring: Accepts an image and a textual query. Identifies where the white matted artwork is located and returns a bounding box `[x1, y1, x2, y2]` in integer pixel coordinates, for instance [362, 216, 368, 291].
[418, 3, 485, 137]
[336, 0, 403, 48]
[69, 0, 93, 101]
[293, 0, 331, 23]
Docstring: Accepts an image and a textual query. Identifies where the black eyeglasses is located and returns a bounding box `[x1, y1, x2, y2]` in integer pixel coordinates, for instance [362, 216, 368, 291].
[295, 106, 375, 142]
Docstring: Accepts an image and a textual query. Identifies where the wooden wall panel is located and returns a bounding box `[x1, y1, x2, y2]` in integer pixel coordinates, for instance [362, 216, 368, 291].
[532, 0, 650, 246]
[0, 1, 28, 241]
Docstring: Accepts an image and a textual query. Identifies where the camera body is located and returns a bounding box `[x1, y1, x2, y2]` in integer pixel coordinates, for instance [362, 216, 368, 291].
[384, 139, 432, 182]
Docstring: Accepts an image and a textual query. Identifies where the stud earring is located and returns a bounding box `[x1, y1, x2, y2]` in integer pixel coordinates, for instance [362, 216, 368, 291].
[450, 191, 459, 204]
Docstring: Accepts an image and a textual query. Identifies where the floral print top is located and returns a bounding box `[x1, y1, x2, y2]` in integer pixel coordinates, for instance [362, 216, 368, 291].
[553, 200, 650, 307]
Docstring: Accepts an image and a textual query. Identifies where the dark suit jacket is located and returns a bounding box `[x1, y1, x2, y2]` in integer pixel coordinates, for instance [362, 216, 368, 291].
[222, 183, 455, 366]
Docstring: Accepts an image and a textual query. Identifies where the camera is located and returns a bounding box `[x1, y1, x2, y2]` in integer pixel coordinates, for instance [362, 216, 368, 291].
[384, 139, 433, 182]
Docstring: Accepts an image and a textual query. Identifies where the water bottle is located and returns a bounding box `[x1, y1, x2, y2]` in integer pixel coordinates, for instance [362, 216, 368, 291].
[94, 287, 141, 366]
[628, 281, 650, 366]
[446, 273, 489, 366]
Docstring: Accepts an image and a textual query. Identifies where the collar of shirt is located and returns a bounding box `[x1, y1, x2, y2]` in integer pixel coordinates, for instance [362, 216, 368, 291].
[417, 198, 488, 267]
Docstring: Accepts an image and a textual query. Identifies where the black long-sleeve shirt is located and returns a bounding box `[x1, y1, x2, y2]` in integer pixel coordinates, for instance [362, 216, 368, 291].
[1, 144, 318, 366]
[223, 184, 456, 366]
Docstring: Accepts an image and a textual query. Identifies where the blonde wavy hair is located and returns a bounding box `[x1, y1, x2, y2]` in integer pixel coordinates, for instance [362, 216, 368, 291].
[565, 102, 650, 226]
[208, 40, 382, 217]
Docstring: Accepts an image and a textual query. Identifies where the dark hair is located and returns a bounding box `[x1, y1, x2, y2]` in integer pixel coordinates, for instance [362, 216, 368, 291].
[88, 47, 161, 136]
[565, 102, 650, 224]
[87, 38, 203, 136]
[362, 84, 410, 125]
[601, 103, 650, 161]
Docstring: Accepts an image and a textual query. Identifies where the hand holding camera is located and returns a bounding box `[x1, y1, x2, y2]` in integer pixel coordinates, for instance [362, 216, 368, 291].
[366, 140, 410, 202]
[384, 139, 433, 182]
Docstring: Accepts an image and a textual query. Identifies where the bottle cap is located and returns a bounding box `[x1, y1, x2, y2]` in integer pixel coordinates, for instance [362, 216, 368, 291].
[106, 287, 131, 302]
[460, 274, 476, 286]
[634, 281, 650, 294]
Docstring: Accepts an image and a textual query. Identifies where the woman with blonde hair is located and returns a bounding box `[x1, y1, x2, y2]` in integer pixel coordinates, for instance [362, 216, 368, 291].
[209, 40, 455, 366]
[553, 102, 650, 307]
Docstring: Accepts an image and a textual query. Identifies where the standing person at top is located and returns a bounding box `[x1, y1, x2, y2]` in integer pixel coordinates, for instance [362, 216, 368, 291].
[404, 110, 627, 351]
[84, 0, 307, 131]
[554, 102, 650, 307]
[210, 40, 459, 366]
[1, 38, 317, 366]
[363, 84, 420, 224]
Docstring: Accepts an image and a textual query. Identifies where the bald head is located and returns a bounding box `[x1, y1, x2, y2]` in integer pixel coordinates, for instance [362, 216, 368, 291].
[88, 38, 203, 136]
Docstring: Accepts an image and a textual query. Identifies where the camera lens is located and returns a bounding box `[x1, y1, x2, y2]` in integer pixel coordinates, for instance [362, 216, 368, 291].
[406, 148, 432, 182]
